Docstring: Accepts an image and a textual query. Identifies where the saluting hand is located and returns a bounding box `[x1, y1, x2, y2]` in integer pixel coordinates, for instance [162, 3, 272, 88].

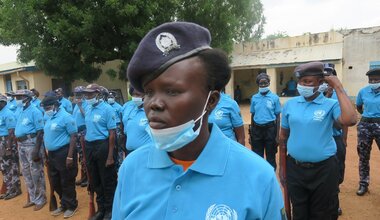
[323, 75, 342, 90]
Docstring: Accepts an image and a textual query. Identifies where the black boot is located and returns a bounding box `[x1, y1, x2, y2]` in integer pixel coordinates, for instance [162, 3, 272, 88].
[356, 185, 368, 196]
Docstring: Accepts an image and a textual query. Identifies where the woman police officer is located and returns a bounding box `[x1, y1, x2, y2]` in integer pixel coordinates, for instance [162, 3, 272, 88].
[279, 61, 356, 219]
[112, 22, 285, 220]
[355, 68, 380, 196]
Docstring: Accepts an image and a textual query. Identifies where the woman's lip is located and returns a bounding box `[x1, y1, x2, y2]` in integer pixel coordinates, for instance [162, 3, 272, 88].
[149, 121, 167, 129]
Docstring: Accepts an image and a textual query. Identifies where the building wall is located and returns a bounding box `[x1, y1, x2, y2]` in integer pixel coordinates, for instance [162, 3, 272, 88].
[72, 60, 130, 102]
[341, 27, 380, 96]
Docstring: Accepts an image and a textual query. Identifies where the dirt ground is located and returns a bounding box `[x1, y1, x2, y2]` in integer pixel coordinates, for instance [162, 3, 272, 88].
[1, 104, 380, 219]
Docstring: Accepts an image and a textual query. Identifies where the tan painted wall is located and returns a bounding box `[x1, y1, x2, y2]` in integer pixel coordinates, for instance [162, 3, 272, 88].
[341, 27, 380, 96]
[31, 71, 54, 98]
[72, 60, 130, 102]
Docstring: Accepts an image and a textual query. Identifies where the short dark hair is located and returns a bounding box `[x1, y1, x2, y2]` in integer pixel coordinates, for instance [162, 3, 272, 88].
[196, 49, 231, 91]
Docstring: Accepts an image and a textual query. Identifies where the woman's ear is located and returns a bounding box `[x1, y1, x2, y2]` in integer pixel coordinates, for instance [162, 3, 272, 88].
[207, 90, 220, 112]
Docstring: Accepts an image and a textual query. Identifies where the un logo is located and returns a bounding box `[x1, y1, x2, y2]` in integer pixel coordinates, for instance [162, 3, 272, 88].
[205, 204, 238, 220]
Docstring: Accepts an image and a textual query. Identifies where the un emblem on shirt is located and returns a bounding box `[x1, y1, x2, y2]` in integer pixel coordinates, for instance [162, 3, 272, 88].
[139, 118, 148, 126]
[93, 114, 101, 123]
[313, 110, 326, 121]
[215, 110, 224, 120]
[266, 100, 274, 109]
[50, 123, 58, 131]
[21, 118, 29, 126]
[205, 204, 238, 220]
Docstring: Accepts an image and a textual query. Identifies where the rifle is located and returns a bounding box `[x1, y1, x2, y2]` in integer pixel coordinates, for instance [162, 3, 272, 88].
[0, 180, 6, 195]
[282, 166, 291, 219]
[248, 124, 253, 148]
[44, 147, 58, 211]
[80, 135, 95, 219]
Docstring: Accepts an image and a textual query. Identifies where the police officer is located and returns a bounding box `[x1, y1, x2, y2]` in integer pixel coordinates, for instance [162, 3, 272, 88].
[279, 62, 357, 219]
[208, 91, 245, 145]
[72, 86, 88, 187]
[120, 86, 150, 155]
[250, 73, 281, 169]
[113, 21, 285, 220]
[30, 88, 43, 113]
[42, 96, 78, 218]
[107, 91, 123, 167]
[5, 91, 17, 113]
[14, 89, 46, 211]
[355, 68, 380, 196]
[83, 84, 117, 220]
[55, 88, 73, 114]
[0, 94, 21, 200]
[323, 63, 348, 215]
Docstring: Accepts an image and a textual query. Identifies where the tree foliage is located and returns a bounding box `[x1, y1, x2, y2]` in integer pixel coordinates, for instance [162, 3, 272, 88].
[0, 0, 264, 82]
[264, 31, 289, 40]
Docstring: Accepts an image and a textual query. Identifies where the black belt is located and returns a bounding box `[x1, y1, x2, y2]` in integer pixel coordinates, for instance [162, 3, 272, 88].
[254, 121, 276, 128]
[287, 155, 330, 168]
[361, 117, 380, 123]
[78, 125, 86, 132]
[17, 133, 37, 142]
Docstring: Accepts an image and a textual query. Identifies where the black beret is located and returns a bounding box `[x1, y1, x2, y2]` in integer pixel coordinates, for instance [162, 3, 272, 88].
[294, 61, 324, 78]
[127, 21, 212, 92]
[366, 68, 380, 76]
[41, 96, 59, 107]
[44, 90, 57, 97]
[256, 73, 270, 84]
[323, 63, 337, 76]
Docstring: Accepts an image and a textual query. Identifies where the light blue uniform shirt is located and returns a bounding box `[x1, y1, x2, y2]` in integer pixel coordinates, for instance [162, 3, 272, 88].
[250, 90, 281, 124]
[44, 108, 77, 151]
[14, 106, 22, 119]
[0, 107, 16, 136]
[121, 101, 134, 115]
[356, 86, 380, 118]
[15, 104, 44, 138]
[281, 93, 341, 162]
[85, 101, 116, 142]
[110, 102, 123, 124]
[73, 101, 88, 128]
[31, 98, 44, 112]
[123, 105, 151, 151]
[112, 124, 285, 220]
[209, 93, 243, 141]
[7, 99, 17, 113]
[59, 97, 73, 114]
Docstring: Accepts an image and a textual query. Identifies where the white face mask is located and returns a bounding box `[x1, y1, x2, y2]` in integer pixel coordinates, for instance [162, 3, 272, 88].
[318, 83, 329, 93]
[369, 82, 380, 90]
[16, 100, 23, 107]
[297, 84, 317, 98]
[259, 86, 270, 93]
[107, 98, 115, 104]
[86, 97, 98, 105]
[146, 91, 211, 152]
[132, 97, 144, 106]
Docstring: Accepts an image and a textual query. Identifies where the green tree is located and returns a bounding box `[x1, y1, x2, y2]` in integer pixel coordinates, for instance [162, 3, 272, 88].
[0, 0, 264, 82]
[264, 31, 289, 40]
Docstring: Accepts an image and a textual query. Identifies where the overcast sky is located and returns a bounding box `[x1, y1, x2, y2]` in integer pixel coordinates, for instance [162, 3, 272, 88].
[1, 0, 380, 64]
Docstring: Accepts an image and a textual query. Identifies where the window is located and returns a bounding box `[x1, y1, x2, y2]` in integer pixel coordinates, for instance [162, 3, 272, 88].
[16, 80, 28, 90]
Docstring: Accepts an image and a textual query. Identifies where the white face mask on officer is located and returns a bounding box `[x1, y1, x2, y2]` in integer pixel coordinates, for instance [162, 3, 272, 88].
[297, 84, 318, 98]
[146, 91, 211, 152]
[86, 96, 98, 105]
[132, 97, 144, 106]
[107, 98, 115, 104]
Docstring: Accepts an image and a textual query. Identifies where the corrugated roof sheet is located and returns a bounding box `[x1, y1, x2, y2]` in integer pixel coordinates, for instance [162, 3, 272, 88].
[0, 61, 36, 75]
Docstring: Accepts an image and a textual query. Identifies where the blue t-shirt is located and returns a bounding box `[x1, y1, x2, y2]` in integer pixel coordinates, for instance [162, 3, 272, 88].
[0, 107, 16, 136]
[31, 98, 44, 113]
[112, 124, 285, 220]
[110, 102, 123, 124]
[44, 108, 77, 151]
[15, 104, 44, 138]
[72, 101, 88, 128]
[250, 90, 281, 124]
[85, 101, 116, 141]
[7, 99, 17, 113]
[123, 105, 151, 150]
[287, 80, 297, 91]
[356, 86, 380, 118]
[208, 93, 244, 141]
[329, 90, 342, 136]
[281, 93, 341, 162]
[59, 97, 73, 114]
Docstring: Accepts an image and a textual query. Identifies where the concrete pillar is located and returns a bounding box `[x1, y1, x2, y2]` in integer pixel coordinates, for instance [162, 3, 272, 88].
[225, 70, 234, 97]
[267, 68, 277, 93]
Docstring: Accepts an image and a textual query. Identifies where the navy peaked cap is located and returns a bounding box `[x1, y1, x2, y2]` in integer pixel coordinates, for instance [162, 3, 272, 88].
[294, 62, 324, 78]
[366, 68, 380, 76]
[127, 21, 212, 92]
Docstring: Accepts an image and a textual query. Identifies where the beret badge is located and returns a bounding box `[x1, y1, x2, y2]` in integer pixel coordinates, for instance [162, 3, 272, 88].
[155, 32, 181, 56]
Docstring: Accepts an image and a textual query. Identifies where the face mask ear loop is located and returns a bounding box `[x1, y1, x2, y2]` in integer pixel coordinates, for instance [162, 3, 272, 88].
[194, 91, 212, 123]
